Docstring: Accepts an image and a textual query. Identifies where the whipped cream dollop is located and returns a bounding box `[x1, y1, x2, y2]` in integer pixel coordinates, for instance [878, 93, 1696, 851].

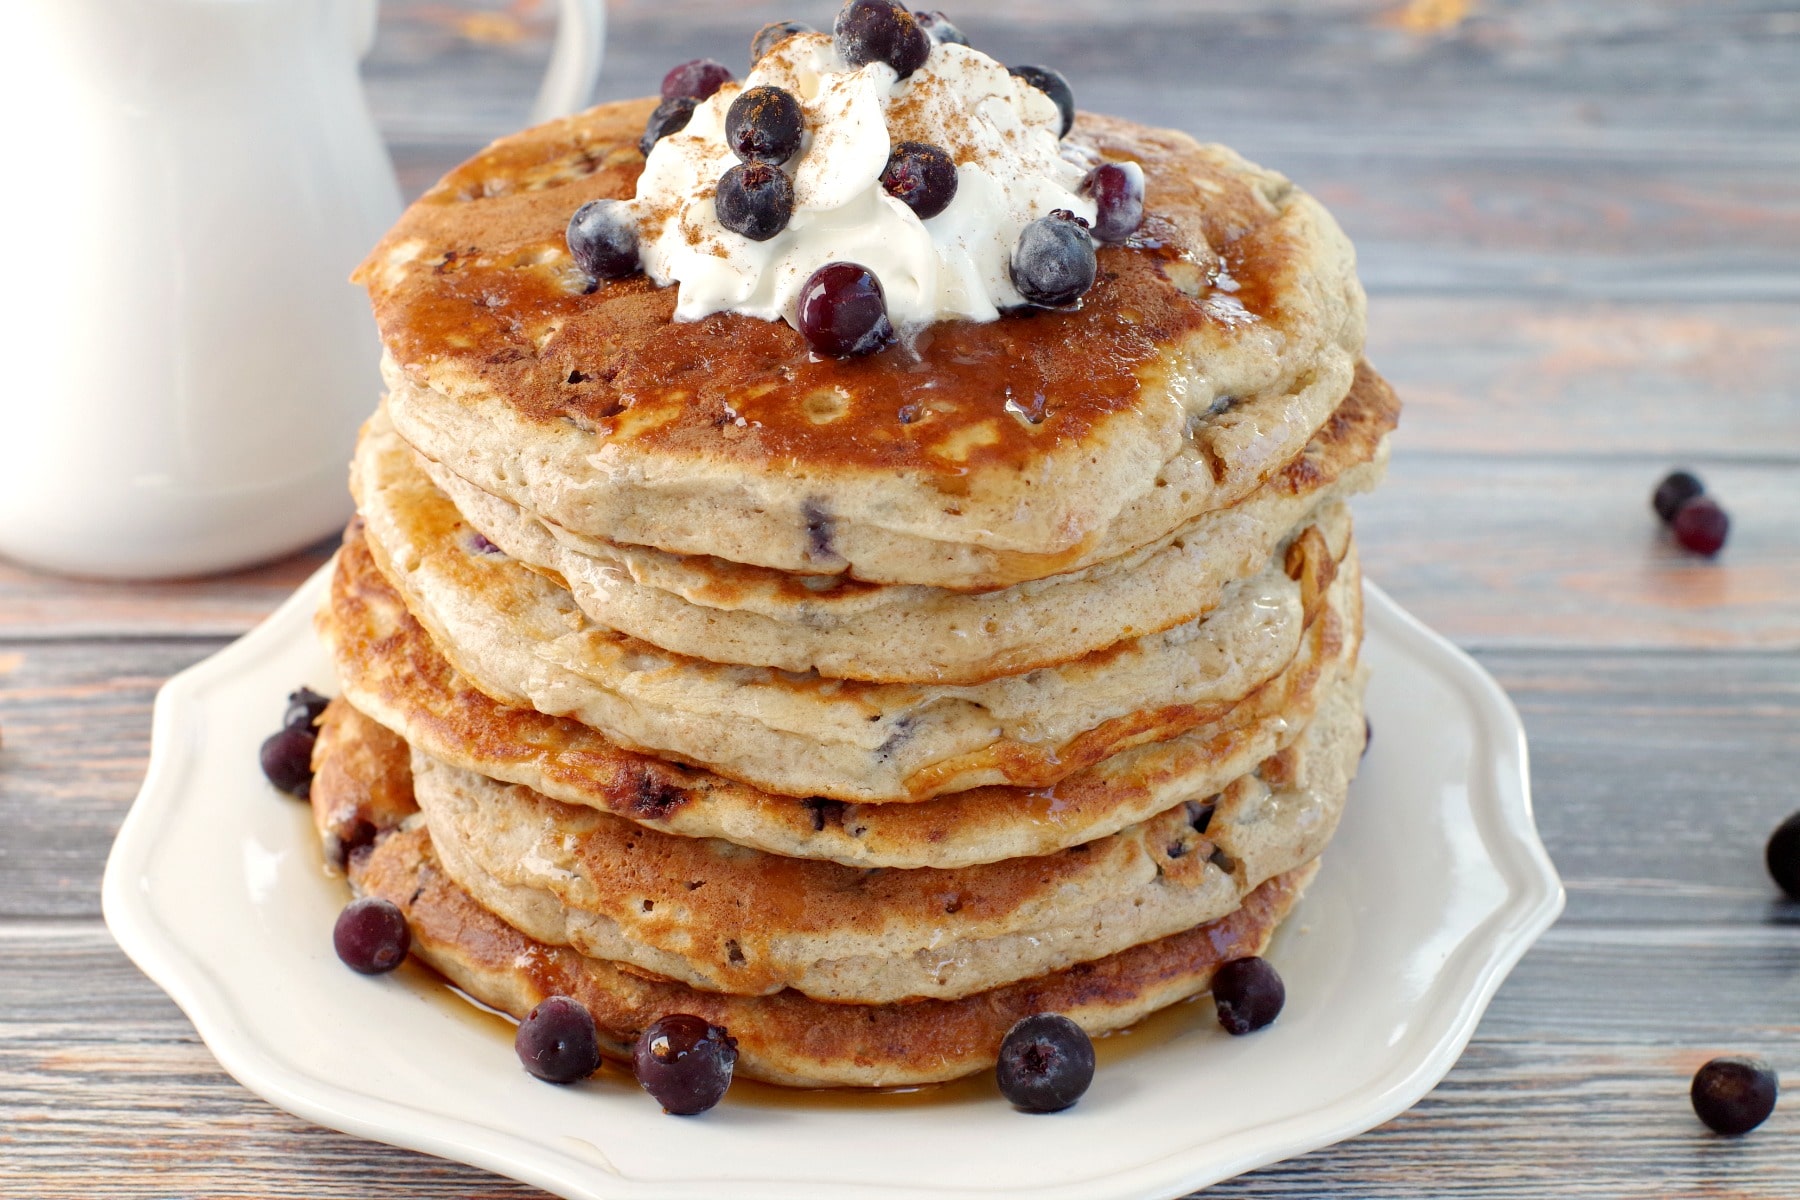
[633, 32, 1097, 330]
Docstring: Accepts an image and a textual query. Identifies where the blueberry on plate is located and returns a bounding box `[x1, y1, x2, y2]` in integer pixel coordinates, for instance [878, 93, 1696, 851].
[516, 995, 603, 1084]
[881, 141, 958, 219]
[835, 0, 931, 78]
[1691, 1056, 1778, 1136]
[333, 897, 410, 975]
[1009, 64, 1074, 137]
[260, 723, 316, 798]
[725, 85, 805, 165]
[1213, 956, 1285, 1035]
[639, 95, 698, 157]
[282, 686, 330, 732]
[633, 1014, 738, 1115]
[797, 262, 894, 358]
[996, 1013, 1095, 1112]
[566, 199, 640, 280]
[752, 20, 814, 63]
[715, 162, 795, 242]
[1010, 209, 1095, 307]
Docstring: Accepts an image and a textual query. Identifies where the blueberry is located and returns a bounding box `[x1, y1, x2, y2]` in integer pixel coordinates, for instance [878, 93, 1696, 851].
[751, 20, 814, 64]
[515, 995, 602, 1084]
[282, 687, 330, 732]
[333, 897, 410, 975]
[913, 10, 969, 45]
[1213, 956, 1285, 1035]
[1083, 161, 1145, 244]
[725, 85, 804, 165]
[633, 1014, 738, 1115]
[1010, 209, 1096, 307]
[660, 58, 733, 103]
[715, 162, 794, 242]
[797, 262, 894, 358]
[995, 1013, 1094, 1112]
[1767, 812, 1800, 899]
[1009, 65, 1074, 138]
[566, 199, 640, 280]
[834, 0, 931, 79]
[260, 724, 315, 798]
[639, 96, 697, 157]
[881, 141, 958, 219]
[1691, 1056, 1778, 1136]
[1672, 495, 1729, 556]
[1653, 469, 1705, 524]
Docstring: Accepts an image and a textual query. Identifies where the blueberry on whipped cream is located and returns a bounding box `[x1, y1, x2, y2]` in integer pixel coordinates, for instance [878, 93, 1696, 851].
[612, 3, 1140, 355]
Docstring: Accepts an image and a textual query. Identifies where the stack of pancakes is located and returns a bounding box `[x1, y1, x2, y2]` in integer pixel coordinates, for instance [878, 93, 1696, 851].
[309, 98, 1399, 1088]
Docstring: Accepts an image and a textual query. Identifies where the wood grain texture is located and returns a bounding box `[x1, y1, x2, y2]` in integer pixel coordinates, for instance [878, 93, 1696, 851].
[5, 0, 1798, 1196]
[5, 925, 1797, 1198]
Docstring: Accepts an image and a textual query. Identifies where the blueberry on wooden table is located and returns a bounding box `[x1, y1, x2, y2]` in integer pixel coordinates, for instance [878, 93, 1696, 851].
[1652, 469, 1705, 524]
[1672, 495, 1730, 556]
[996, 1013, 1095, 1112]
[567, 199, 640, 280]
[1213, 956, 1285, 1035]
[516, 995, 603, 1084]
[715, 162, 795, 241]
[1010, 209, 1096, 307]
[751, 20, 813, 65]
[333, 898, 410, 975]
[1767, 812, 1800, 899]
[834, 0, 931, 78]
[661, 58, 733, 102]
[798, 262, 894, 358]
[1009, 65, 1075, 137]
[1691, 1056, 1778, 1136]
[633, 1014, 738, 1114]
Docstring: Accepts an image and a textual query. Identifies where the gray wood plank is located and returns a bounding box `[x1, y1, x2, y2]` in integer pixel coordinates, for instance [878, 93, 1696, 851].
[5, 923, 1795, 1198]
[0, 640, 233, 919]
[1361, 456, 1800, 651]
[367, 1, 1800, 299]
[7, 641, 1796, 926]
[0, 538, 335, 642]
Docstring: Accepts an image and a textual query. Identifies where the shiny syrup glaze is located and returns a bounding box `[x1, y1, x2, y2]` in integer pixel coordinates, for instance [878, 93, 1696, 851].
[397, 952, 1231, 1110]
[360, 99, 1303, 480]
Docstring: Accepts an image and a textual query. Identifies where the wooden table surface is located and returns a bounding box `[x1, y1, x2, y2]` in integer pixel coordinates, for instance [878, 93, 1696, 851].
[5, 1, 1798, 1195]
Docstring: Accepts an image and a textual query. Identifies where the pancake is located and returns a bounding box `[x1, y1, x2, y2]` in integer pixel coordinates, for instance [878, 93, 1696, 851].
[419, 360, 1395, 685]
[319, 522, 1362, 868]
[353, 407, 1355, 802]
[308, 703, 1317, 1085]
[359, 98, 1365, 588]
[411, 673, 1358, 1004]
[354, 824, 1314, 1088]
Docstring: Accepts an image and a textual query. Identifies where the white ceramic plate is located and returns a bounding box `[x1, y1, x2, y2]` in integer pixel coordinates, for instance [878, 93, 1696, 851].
[104, 564, 1562, 1200]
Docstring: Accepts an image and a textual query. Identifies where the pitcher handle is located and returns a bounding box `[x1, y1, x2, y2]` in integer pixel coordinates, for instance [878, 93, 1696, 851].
[348, 1, 605, 122]
[530, 0, 608, 123]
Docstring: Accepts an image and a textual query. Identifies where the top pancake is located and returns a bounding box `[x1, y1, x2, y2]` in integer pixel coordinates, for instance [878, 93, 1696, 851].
[360, 98, 1366, 588]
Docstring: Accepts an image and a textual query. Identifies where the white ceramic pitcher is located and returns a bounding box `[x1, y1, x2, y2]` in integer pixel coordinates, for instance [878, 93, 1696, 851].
[0, 0, 605, 579]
